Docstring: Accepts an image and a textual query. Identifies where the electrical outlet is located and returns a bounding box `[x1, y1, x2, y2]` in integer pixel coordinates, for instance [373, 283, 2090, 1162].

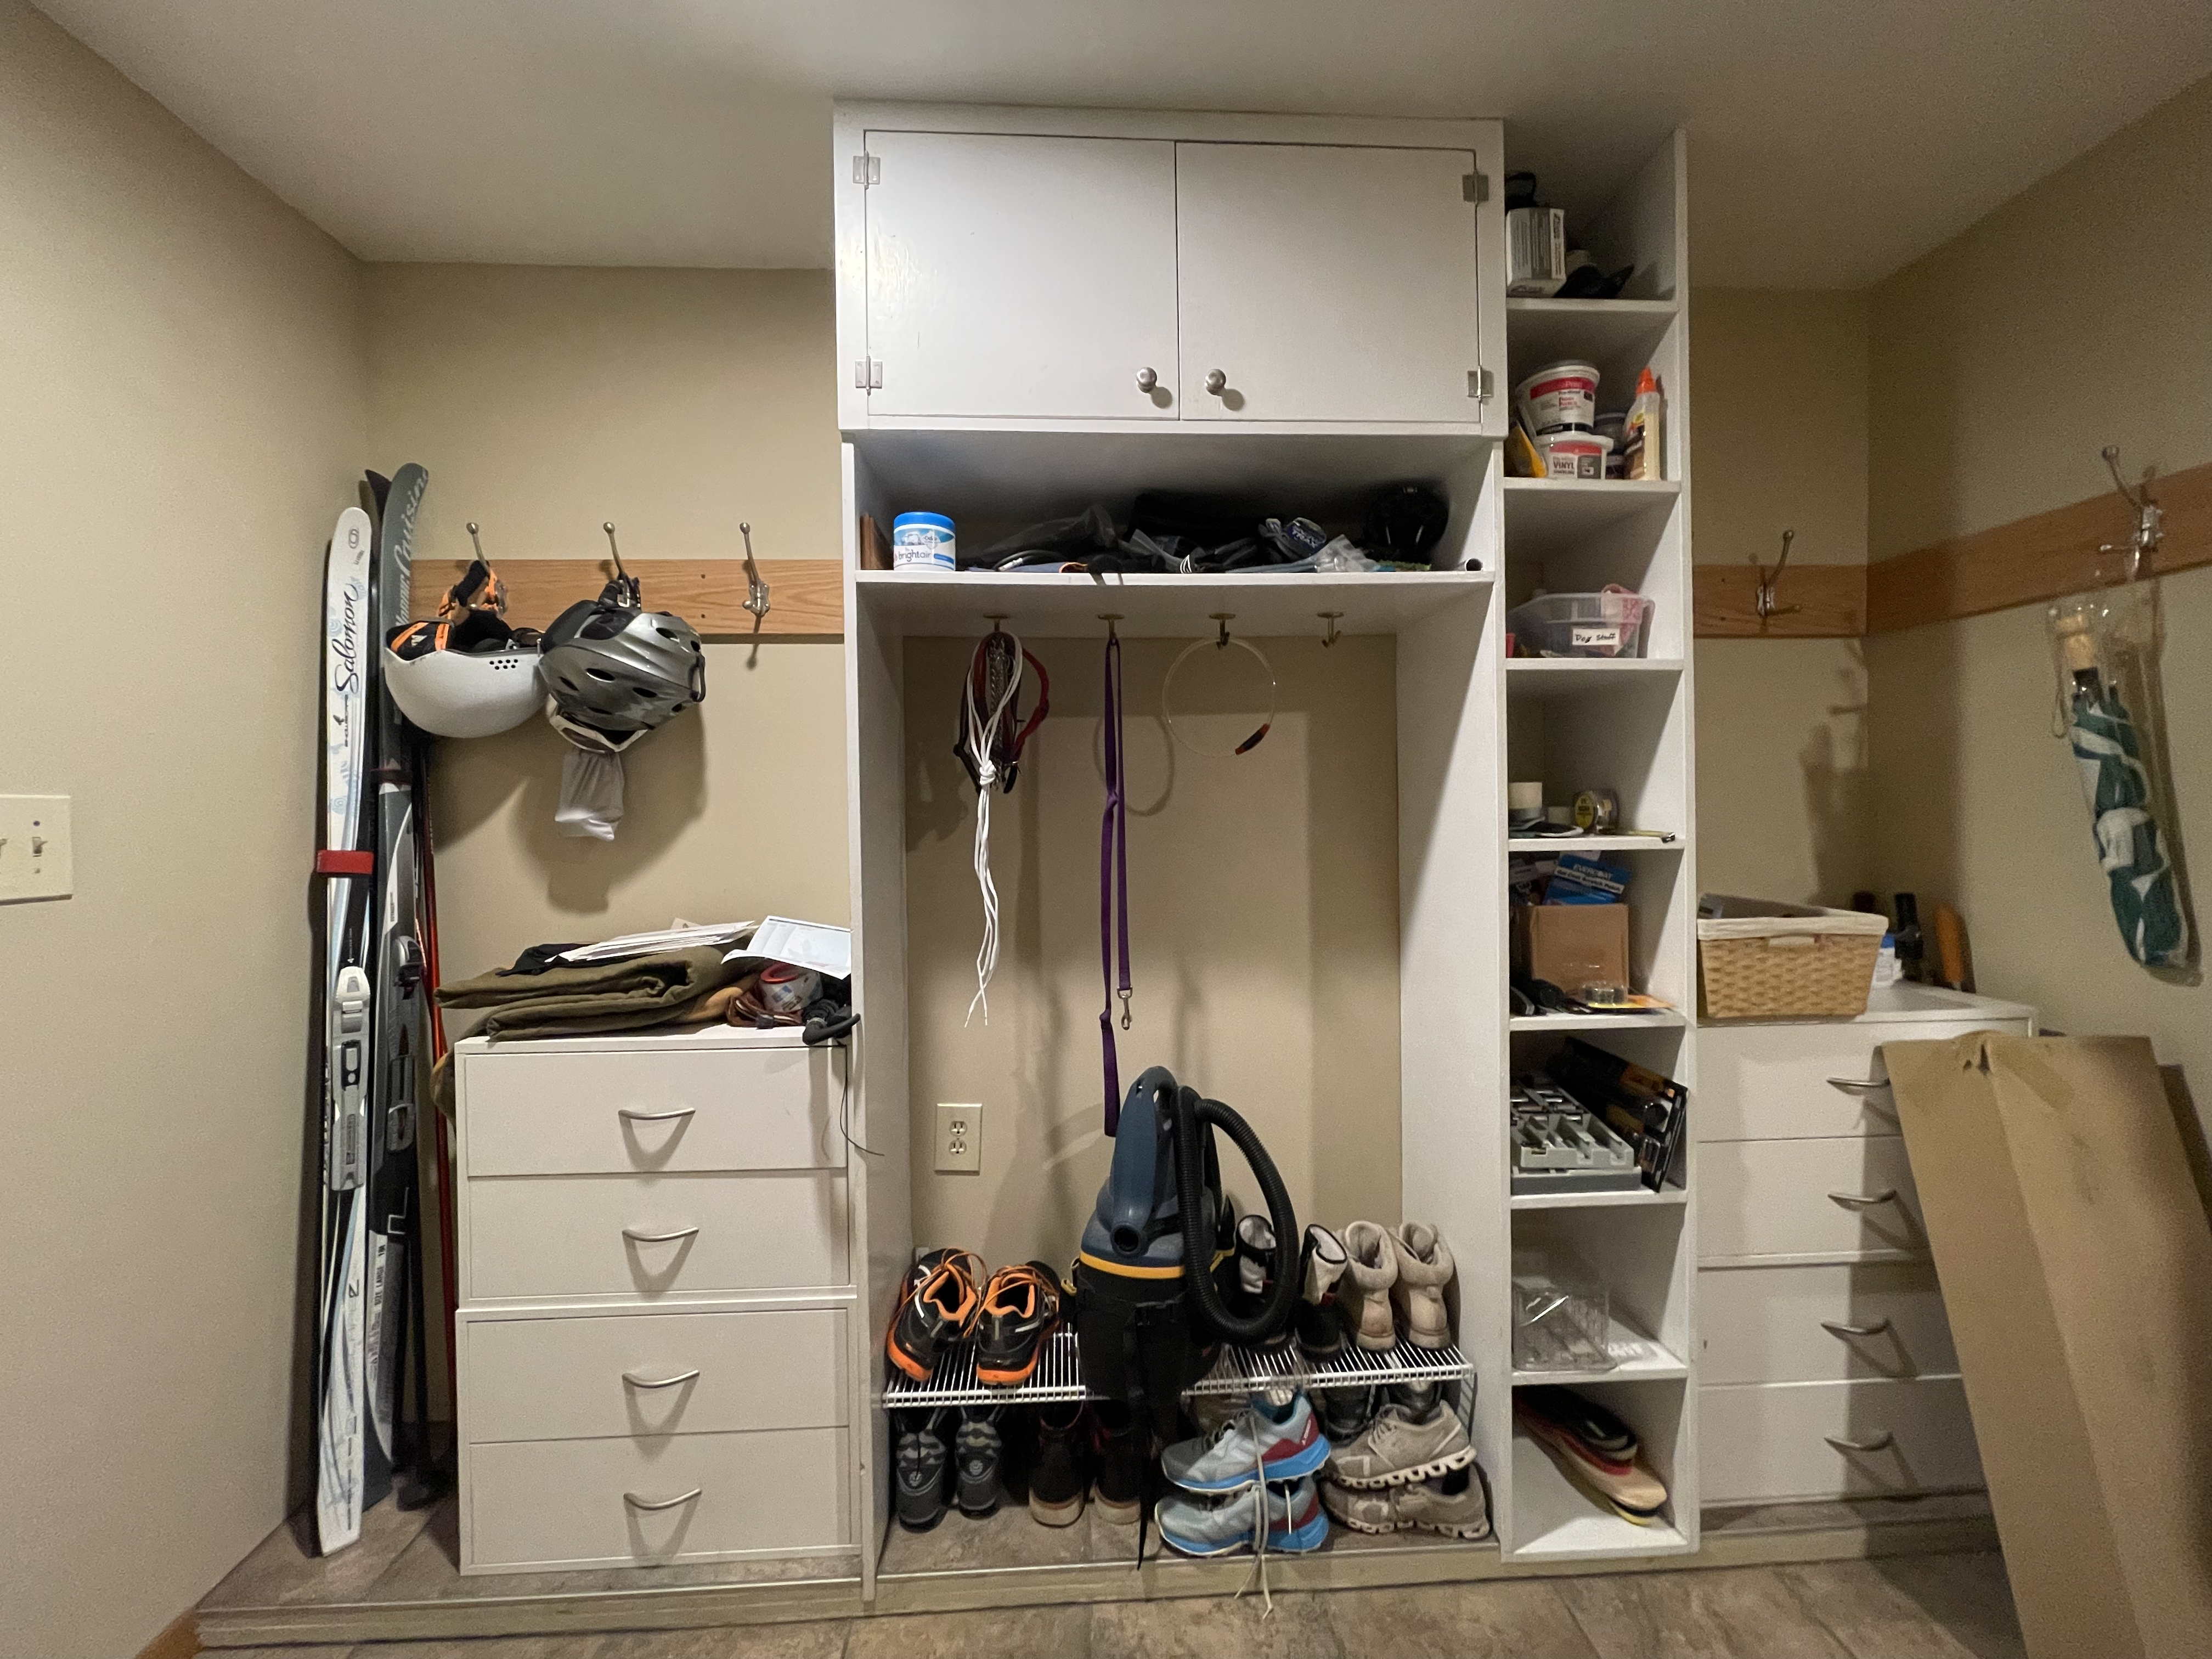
[935, 1102, 982, 1173]
[0, 795, 72, 903]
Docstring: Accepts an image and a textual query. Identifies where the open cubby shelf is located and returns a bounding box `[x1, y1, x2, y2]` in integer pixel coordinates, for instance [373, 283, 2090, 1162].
[879, 1328, 1474, 1409]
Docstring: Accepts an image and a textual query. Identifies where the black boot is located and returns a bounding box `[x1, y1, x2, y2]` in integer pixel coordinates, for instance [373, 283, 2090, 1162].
[1092, 1400, 1144, 1525]
[956, 1406, 1003, 1517]
[894, 1408, 952, 1531]
[1029, 1402, 1091, 1527]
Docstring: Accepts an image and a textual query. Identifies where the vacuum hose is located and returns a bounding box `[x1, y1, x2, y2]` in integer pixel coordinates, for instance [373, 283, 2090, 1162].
[1173, 1085, 1300, 1344]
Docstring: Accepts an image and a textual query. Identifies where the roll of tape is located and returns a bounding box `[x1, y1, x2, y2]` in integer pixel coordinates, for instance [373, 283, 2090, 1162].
[1572, 788, 1620, 832]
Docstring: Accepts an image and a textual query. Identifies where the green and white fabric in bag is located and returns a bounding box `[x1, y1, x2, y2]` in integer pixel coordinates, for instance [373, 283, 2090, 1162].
[2050, 585, 2192, 970]
[2067, 680, 2188, 966]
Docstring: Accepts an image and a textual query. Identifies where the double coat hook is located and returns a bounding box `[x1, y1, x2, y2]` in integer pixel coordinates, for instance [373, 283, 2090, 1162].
[2098, 445, 2163, 583]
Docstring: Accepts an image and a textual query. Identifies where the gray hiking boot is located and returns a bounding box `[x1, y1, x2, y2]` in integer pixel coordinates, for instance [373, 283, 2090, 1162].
[1327, 1401, 1476, 1489]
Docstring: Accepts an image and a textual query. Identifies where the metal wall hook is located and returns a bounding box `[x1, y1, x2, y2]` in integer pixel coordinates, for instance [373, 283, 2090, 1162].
[467, 521, 486, 561]
[1753, 528, 1803, 622]
[738, 521, 771, 625]
[602, 520, 627, 578]
[1097, 612, 1122, 640]
[1211, 612, 1235, 649]
[2098, 444, 2163, 583]
[1318, 610, 1344, 648]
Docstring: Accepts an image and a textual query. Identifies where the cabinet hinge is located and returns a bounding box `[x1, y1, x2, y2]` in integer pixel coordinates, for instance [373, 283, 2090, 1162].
[1468, 368, 1493, 402]
[854, 359, 882, 391]
[852, 154, 879, 187]
[1463, 171, 1488, 204]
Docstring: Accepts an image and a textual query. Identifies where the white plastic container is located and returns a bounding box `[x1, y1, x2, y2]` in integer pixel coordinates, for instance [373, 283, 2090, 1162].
[1533, 429, 1612, 481]
[1506, 589, 1653, 658]
[891, 511, 956, 571]
[1514, 360, 1600, 434]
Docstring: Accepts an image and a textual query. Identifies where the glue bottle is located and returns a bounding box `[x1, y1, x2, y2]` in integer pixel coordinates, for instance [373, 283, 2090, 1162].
[1624, 368, 1666, 481]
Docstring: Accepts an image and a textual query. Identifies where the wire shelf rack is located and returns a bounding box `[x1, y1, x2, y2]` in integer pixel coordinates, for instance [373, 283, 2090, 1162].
[879, 1328, 1472, 1408]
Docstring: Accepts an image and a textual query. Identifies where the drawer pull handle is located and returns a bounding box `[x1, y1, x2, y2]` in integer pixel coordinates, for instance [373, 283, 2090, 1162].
[1825, 1076, 1894, 1102]
[1825, 1431, 1895, 1454]
[1828, 1188, 1899, 1208]
[1821, 1317, 1893, 1338]
[622, 1368, 702, 1390]
[622, 1225, 702, 1244]
[618, 1107, 697, 1123]
[623, 1487, 703, 1512]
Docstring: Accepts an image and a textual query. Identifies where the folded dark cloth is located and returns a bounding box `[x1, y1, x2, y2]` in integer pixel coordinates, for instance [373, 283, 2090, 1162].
[436, 945, 741, 1040]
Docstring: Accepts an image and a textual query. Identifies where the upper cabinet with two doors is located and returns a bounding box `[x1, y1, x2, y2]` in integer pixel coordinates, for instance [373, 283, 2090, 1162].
[833, 106, 1506, 436]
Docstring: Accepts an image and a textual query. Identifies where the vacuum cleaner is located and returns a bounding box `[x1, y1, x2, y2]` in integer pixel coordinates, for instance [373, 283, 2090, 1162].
[1075, 1065, 1300, 1441]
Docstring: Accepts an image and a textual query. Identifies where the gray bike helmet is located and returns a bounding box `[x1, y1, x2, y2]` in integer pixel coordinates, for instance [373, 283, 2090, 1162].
[537, 570, 706, 742]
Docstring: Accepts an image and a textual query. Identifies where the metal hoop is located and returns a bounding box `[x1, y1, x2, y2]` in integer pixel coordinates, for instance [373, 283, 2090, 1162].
[1160, 633, 1278, 758]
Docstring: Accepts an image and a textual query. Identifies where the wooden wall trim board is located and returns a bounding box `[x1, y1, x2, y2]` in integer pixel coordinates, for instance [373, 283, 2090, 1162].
[135, 1609, 198, 1659]
[410, 559, 845, 641]
[1693, 563, 1867, 637]
[1864, 457, 2212, 635]
[1691, 458, 2211, 639]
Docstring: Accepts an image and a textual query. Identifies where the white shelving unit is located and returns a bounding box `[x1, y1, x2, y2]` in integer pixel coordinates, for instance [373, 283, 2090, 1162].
[832, 101, 1694, 1592]
[1499, 129, 1697, 1562]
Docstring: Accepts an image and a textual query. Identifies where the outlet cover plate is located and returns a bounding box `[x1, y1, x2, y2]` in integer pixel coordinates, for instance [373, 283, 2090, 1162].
[934, 1102, 982, 1173]
[0, 795, 72, 902]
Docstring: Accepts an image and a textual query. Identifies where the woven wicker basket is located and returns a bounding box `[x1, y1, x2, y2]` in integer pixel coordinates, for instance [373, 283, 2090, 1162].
[1697, 896, 1888, 1019]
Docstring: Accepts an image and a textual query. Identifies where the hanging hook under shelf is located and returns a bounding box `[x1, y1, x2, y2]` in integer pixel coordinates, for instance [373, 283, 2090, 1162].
[1318, 610, 1344, 648]
[1211, 612, 1235, 649]
[1753, 528, 1802, 623]
[1097, 612, 1121, 640]
[2097, 445, 2163, 584]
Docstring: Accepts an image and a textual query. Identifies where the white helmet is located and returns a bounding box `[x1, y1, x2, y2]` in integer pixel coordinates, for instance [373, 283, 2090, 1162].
[381, 557, 543, 738]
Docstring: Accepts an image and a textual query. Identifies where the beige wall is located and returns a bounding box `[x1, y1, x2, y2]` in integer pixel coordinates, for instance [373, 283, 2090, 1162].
[0, 5, 364, 1655]
[1691, 289, 1876, 905]
[902, 635, 1404, 1261]
[360, 266, 852, 985]
[1867, 71, 2212, 1129]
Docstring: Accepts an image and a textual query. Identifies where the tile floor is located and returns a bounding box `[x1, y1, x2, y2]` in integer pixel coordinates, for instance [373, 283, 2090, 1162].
[227, 1547, 2026, 1659]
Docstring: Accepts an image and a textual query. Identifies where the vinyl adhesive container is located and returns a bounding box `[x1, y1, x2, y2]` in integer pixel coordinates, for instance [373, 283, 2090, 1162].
[1515, 360, 1601, 434]
[891, 511, 956, 571]
[1533, 430, 1612, 481]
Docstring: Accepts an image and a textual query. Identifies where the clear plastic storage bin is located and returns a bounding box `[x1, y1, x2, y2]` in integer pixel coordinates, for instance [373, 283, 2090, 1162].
[1512, 1245, 1616, 1374]
[1507, 588, 1653, 658]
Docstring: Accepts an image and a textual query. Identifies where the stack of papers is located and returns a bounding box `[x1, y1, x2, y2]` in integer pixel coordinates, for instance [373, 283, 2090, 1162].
[556, 921, 757, 964]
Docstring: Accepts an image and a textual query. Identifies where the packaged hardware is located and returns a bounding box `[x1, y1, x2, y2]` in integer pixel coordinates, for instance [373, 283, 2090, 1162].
[1507, 206, 1568, 297]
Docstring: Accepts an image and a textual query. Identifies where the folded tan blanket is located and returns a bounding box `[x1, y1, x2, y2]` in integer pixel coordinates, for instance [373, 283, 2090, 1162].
[435, 946, 741, 1040]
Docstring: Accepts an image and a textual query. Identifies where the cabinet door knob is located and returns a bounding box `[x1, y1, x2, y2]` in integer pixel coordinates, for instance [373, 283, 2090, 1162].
[1820, 1317, 1893, 1338]
[1824, 1431, 1895, 1454]
[1827, 1188, 1899, 1208]
[1136, 367, 1158, 392]
[1204, 370, 1228, 395]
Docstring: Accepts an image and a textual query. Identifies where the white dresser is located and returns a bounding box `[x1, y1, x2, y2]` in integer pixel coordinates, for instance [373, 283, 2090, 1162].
[1695, 985, 2034, 1506]
[452, 1025, 862, 1575]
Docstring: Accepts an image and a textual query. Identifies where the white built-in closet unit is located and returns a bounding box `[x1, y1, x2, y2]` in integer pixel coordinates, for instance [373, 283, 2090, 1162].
[833, 104, 1696, 1590]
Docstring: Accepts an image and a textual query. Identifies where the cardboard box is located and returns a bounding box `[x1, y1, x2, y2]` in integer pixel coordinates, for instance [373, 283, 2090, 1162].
[1514, 902, 1629, 992]
[1884, 1034, 2212, 1659]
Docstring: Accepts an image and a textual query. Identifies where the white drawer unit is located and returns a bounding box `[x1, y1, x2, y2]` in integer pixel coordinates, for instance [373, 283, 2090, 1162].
[461, 1040, 844, 1175]
[461, 1306, 849, 1443]
[1695, 988, 2029, 1510]
[1699, 1135, 1927, 1266]
[1700, 1378, 1984, 1504]
[453, 1026, 861, 1575]
[1697, 1261, 1958, 1385]
[465, 1427, 854, 1572]
[464, 1170, 849, 1302]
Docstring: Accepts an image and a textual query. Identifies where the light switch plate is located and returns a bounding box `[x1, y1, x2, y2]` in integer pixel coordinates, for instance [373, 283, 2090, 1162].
[0, 795, 72, 902]
[935, 1102, 982, 1173]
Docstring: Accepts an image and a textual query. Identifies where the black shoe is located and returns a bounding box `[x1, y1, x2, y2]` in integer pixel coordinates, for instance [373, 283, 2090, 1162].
[956, 1407, 1002, 1517]
[1390, 1378, 1441, 1419]
[975, 1262, 1062, 1388]
[894, 1409, 952, 1531]
[886, 1249, 985, 1384]
[1029, 1402, 1091, 1527]
[1092, 1400, 1145, 1526]
[1319, 1383, 1379, 1444]
[1294, 1225, 1348, 1360]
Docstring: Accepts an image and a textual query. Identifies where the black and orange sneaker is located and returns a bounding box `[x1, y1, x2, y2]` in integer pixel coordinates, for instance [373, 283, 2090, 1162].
[974, 1260, 1063, 1387]
[886, 1248, 985, 1382]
